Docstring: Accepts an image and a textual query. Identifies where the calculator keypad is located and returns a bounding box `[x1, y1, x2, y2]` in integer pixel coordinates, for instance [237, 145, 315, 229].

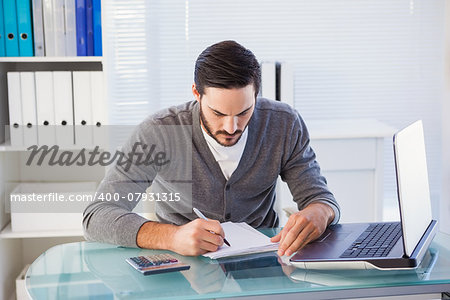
[126, 253, 190, 275]
[130, 254, 179, 268]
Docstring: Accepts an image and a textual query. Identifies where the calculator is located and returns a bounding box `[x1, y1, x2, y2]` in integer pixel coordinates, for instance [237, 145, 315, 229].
[126, 253, 190, 275]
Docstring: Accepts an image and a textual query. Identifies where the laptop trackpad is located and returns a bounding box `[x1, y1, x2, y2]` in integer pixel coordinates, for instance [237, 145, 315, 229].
[317, 227, 352, 242]
[292, 224, 367, 260]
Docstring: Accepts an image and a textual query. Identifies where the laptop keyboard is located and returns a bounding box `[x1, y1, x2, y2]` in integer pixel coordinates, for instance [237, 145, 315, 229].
[340, 222, 402, 258]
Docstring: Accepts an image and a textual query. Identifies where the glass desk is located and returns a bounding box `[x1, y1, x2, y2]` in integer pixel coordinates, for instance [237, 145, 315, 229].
[26, 229, 450, 299]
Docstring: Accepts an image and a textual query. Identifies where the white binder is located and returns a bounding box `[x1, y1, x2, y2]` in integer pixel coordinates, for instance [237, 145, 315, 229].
[91, 71, 108, 148]
[53, 71, 74, 146]
[73, 71, 93, 147]
[42, 0, 55, 56]
[0, 98, 6, 144]
[280, 62, 294, 107]
[260, 62, 276, 100]
[91, 71, 106, 127]
[20, 72, 38, 147]
[35, 72, 56, 146]
[32, 0, 45, 56]
[53, 0, 66, 56]
[64, 0, 77, 56]
[7, 72, 24, 147]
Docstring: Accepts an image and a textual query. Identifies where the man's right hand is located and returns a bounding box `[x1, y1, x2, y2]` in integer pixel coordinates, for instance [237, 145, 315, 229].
[170, 219, 225, 256]
[136, 218, 225, 256]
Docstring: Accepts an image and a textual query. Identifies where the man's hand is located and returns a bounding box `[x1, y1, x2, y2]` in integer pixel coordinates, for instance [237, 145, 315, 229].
[270, 202, 334, 256]
[170, 219, 225, 256]
[137, 218, 225, 256]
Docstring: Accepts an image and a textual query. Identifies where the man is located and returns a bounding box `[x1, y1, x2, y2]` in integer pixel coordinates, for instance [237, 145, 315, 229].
[83, 40, 340, 257]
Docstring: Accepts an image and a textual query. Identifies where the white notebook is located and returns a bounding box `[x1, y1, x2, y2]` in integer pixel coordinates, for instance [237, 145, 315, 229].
[203, 222, 279, 259]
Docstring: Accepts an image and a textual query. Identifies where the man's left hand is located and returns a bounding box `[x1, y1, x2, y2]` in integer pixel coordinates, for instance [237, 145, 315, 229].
[270, 202, 335, 256]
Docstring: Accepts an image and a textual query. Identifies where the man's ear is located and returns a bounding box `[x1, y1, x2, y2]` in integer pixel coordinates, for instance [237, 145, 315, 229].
[192, 83, 201, 102]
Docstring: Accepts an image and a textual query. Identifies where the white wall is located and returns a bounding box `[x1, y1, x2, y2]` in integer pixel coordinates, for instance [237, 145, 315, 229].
[441, 2, 450, 233]
[0, 152, 22, 300]
[0, 239, 21, 300]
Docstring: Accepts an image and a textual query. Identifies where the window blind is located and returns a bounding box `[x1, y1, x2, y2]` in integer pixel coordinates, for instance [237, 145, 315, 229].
[104, 0, 445, 216]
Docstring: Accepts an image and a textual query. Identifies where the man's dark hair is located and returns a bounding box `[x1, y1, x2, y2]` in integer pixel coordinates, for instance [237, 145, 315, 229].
[194, 40, 261, 99]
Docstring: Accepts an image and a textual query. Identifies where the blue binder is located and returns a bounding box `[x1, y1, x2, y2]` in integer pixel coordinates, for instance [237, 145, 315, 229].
[16, 0, 34, 56]
[0, 0, 6, 56]
[92, 0, 101, 56]
[3, 0, 19, 56]
[85, 0, 93, 56]
[76, 0, 87, 56]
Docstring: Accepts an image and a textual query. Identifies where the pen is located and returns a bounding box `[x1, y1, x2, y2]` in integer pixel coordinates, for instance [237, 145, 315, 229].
[193, 207, 231, 247]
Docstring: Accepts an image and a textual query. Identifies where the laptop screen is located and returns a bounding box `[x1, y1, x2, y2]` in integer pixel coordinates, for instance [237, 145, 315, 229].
[394, 120, 433, 257]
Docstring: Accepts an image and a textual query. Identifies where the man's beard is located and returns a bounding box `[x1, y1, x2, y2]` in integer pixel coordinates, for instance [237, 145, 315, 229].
[199, 104, 244, 147]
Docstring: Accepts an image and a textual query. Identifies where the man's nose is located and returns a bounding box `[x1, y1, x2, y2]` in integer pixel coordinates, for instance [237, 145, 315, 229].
[223, 116, 238, 134]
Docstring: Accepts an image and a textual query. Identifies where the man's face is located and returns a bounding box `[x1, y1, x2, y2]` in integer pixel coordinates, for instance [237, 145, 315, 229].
[193, 84, 256, 147]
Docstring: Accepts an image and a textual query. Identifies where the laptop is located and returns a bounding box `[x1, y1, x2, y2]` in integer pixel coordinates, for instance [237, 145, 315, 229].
[290, 120, 438, 270]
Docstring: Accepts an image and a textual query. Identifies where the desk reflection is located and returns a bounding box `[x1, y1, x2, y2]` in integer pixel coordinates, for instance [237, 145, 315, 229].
[288, 248, 439, 286]
[82, 246, 303, 298]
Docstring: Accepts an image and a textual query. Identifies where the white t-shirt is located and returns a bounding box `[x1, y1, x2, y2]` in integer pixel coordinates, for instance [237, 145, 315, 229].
[201, 126, 248, 180]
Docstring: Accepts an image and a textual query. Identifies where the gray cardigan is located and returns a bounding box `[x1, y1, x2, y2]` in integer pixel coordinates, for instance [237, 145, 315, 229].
[82, 98, 340, 247]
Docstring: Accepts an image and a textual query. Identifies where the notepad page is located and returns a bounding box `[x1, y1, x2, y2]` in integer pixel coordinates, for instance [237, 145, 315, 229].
[203, 222, 279, 259]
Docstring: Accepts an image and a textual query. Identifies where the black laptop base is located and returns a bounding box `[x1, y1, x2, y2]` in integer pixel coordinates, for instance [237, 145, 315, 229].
[290, 220, 438, 270]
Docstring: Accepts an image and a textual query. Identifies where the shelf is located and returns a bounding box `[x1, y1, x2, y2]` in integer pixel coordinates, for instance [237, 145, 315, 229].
[0, 139, 34, 151]
[0, 56, 103, 63]
[0, 142, 29, 152]
[0, 139, 108, 152]
[308, 119, 398, 140]
[0, 222, 83, 239]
